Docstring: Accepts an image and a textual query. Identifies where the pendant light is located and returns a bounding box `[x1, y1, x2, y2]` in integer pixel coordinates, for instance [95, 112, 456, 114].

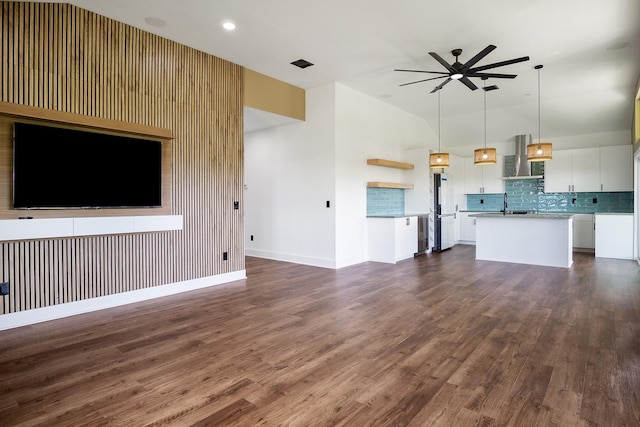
[527, 65, 552, 162]
[429, 91, 450, 168]
[474, 78, 497, 165]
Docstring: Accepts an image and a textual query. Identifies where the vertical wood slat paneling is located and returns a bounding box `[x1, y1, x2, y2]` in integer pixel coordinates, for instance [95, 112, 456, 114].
[0, 2, 244, 316]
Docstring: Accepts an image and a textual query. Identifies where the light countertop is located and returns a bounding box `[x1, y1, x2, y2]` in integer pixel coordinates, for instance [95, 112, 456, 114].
[593, 212, 633, 216]
[470, 212, 574, 219]
[367, 213, 428, 218]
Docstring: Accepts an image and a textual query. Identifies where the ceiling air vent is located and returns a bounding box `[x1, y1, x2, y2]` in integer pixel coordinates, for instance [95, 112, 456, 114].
[290, 59, 314, 69]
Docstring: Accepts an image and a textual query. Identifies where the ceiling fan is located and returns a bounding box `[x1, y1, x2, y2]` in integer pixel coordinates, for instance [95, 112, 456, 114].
[395, 45, 529, 93]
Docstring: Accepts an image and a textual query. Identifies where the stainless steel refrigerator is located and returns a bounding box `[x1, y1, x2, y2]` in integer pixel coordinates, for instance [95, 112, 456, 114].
[434, 173, 455, 252]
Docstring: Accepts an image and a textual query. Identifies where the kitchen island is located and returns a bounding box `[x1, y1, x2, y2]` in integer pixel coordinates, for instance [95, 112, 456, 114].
[470, 212, 574, 268]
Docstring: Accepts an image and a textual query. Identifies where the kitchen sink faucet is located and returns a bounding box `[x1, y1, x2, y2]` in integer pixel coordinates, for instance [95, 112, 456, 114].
[501, 192, 508, 215]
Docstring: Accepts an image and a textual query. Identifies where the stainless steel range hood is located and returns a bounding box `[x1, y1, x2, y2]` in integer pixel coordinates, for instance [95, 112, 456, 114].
[503, 134, 544, 180]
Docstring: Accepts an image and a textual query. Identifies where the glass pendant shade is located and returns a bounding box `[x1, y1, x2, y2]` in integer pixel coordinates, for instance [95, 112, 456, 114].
[474, 147, 497, 165]
[429, 152, 450, 168]
[527, 142, 552, 162]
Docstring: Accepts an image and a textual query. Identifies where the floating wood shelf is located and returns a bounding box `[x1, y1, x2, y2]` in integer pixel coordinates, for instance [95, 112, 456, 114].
[367, 158, 414, 169]
[367, 182, 414, 189]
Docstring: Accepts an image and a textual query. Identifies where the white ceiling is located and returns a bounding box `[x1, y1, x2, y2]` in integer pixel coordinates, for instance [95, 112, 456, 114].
[51, 0, 640, 153]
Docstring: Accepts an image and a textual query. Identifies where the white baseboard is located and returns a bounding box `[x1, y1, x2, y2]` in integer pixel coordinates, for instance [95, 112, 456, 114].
[0, 270, 246, 331]
[245, 249, 336, 269]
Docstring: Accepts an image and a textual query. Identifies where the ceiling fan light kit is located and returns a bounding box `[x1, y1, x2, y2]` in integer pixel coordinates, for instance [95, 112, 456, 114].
[395, 45, 529, 93]
[527, 65, 553, 162]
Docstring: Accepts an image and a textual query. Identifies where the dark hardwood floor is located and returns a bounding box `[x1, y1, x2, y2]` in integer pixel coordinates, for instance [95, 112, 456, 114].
[1, 245, 639, 426]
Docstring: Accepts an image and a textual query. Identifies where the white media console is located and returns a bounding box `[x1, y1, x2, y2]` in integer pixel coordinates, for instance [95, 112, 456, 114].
[0, 215, 183, 241]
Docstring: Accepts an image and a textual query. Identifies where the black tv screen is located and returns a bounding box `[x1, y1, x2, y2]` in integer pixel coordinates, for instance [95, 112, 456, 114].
[13, 122, 162, 209]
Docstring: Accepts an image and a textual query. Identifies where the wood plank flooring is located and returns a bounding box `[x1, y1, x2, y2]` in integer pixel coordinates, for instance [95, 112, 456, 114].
[0, 245, 639, 426]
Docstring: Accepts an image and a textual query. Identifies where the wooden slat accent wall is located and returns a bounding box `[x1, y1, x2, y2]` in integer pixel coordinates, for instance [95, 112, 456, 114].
[0, 2, 244, 315]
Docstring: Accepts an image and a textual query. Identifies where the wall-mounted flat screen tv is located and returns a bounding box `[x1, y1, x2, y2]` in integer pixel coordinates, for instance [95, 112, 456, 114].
[13, 122, 162, 209]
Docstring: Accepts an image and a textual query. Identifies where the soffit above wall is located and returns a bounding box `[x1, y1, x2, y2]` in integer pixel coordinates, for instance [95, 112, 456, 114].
[244, 106, 302, 133]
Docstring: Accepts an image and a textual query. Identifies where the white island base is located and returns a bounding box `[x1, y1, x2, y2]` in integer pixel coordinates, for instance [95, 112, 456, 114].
[472, 213, 573, 268]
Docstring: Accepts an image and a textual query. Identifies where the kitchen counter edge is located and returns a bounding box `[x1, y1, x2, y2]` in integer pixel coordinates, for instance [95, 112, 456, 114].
[469, 212, 574, 219]
[367, 213, 428, 218]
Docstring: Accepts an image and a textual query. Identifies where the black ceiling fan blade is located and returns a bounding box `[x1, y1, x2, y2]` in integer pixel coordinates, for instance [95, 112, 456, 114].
[428, 52, 456, 72]
[459, 76, 478, 91]
[430, 78, 452, 93]
[470, 56, 530, 73]
[394, 69, 450, 75]
[399, 76, 448, 87]
[467, 72, 517, 79]
[461, 45, 496, 70]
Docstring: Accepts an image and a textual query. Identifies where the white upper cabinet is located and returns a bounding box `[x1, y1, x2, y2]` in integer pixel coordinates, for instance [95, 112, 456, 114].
[463, 157, 483, 194]
[600, 145, 632, 191]
[544, 146, 630, 193]
[463, 155, 504, 194]
[544, 150, 573, 193]
[482, 155, 504, 193]
[571, 148, 600, 192]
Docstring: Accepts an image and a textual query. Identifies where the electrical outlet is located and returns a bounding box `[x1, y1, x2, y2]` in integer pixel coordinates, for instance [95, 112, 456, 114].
[592, 198, 598, 204]
[572, 198, 577, 204]
[250, 235, 254, 241]
[480, 199, 484, 204]
[326, 201, 330, 208]
[0, 282, 9, 296]
[223, 252, 228, 261]
[234, 201, 239, 210]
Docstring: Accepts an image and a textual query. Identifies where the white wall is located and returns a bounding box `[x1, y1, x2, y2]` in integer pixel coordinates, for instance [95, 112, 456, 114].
[404, 148, 432, 215]
[244, 84, 337, 268]
[334, 83, 433, 267]
[245, 82, 437, 269]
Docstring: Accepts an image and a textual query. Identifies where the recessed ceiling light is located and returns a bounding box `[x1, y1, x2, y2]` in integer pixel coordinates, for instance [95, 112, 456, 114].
[144, 17, 166, 28]
[223, 22, 236, 30]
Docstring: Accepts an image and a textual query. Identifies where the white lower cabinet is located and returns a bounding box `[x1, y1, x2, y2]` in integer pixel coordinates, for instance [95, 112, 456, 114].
[368, 216, 418, 263]
[595, 214, 633, 259]
[458, 212, 477, 244]
[572, 214, 594, 250]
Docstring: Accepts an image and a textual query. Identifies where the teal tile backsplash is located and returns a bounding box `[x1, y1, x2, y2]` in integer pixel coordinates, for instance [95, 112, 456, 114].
[367, 187, 404, 215]
[503, 155, 545, 177]
[467, 156, 633, 213]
